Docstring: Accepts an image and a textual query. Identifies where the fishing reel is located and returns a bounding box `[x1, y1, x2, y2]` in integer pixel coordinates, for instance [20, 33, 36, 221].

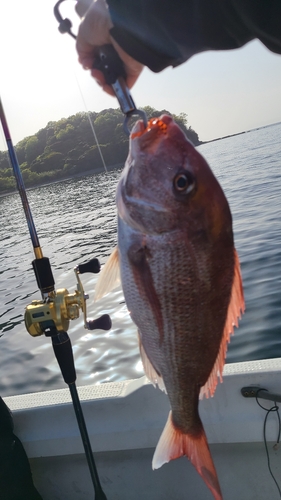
[24, 256, 111, 337]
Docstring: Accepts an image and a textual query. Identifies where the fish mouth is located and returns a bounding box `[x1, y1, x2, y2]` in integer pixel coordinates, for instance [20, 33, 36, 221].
[131, 115, 173, 148]
[130, 114, 187, 156]
[131, 115, 171, 138]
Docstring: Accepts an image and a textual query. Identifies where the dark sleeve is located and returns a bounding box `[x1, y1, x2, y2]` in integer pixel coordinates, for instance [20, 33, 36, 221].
[107, 0, 281, 72]
[0, 397, 43, 500]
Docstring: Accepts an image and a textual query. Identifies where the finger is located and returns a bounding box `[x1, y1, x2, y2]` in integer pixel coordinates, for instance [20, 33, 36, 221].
[78, 55, 94, 70]
[110, 38, 144, 89]
[76, 37, 95, 69]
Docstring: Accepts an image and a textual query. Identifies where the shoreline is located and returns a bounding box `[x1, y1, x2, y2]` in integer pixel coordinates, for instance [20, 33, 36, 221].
[201, 120, 281, 145]
[0, 162, 124, 198]
[2, 120, 280, 198]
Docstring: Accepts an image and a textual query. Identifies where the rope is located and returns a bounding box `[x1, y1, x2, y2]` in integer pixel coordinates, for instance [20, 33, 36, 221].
[256, 389, 281, 497]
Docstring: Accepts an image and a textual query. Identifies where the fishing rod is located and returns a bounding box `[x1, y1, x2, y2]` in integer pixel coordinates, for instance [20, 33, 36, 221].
[0, 100, 43, 260]
[0, 98, 109, 500]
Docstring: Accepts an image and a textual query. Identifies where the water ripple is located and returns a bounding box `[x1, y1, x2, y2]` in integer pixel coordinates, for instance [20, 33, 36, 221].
[1, 126, 281, 396]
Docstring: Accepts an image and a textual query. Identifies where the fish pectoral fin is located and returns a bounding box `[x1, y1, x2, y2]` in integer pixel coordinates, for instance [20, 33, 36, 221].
[128, 245, 164, 343]
[94, 247, 120, 301]
[200, 248, 245, 399]
[152, 412, 222, 500]
[138, 331, 166, 393]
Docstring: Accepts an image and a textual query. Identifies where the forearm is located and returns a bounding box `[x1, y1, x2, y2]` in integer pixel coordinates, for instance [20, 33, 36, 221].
[107, 0, 281, 72]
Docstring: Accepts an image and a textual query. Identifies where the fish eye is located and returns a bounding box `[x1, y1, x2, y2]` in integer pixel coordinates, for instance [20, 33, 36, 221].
[173, 172, 195, 194]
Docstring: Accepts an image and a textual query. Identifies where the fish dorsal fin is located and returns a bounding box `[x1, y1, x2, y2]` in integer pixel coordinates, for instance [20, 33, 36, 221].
[138, 331, 167, 393]
[200, 249, 245, 399]
[94, 247, 120, 301]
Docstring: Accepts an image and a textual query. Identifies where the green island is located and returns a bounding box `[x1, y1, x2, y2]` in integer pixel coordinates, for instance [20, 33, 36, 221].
[0, 106, 200, 194]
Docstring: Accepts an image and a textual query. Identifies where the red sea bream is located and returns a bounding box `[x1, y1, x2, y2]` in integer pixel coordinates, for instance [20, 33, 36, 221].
[95, 115, 245, 499]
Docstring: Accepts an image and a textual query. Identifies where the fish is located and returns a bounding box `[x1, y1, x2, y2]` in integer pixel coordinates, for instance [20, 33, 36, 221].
[95, 114, 245, 499]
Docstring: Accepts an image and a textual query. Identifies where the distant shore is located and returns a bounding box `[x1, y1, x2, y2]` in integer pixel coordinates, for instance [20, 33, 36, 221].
[0, 162, 123, 198]
[2, 121, 280, 198]
[201, 120, 281, 145]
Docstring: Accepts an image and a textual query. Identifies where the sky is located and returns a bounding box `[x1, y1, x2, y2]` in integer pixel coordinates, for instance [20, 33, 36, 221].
[1, 0, 281, 148]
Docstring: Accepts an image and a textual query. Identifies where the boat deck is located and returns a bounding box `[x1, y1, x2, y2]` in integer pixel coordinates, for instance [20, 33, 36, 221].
[4, 358, 281, 499]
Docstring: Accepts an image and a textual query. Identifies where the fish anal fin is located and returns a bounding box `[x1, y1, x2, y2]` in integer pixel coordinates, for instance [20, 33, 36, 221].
[152, 412, 222, 500]
[94, 247, 120, 301]
[138, 331, 166, 393]
[200, 248, 245, 399]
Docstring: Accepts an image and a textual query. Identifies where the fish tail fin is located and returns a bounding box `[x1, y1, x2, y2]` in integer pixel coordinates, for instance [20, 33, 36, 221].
[152, 411, 222, 500]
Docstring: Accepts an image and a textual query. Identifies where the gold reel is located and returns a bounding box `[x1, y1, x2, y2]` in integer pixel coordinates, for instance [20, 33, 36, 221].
[25, 264, 111, 336]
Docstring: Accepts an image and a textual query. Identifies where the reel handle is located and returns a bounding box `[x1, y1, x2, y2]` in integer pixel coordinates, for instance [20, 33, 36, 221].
[77, 258, 101, 274]
[87, 314, 112, 331]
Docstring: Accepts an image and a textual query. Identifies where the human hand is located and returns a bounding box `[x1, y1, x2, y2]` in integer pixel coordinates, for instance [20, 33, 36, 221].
[76, 0, 143, 96]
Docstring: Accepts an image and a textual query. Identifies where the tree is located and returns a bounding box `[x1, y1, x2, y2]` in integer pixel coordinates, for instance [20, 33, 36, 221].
[0, 154, 10, 171]
[25, 136, 41, 164]
[0, 106, 201, 193]
[56, 124, 75, 141]
[1, 167, 13, 178]
[0, 176, 16, 192]
[30, 152, 64, 173]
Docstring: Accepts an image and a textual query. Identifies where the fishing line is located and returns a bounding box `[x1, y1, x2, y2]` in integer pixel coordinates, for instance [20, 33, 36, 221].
[255, 389, 281, 497]
[54, 0, 109, 174]
[73, 71, 108, 173]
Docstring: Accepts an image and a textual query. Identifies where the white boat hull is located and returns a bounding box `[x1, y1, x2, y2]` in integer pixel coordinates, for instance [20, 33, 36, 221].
[4, 358, 281, 499]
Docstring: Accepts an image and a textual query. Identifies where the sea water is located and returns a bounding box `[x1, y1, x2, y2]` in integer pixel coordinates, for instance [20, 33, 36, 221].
[0, 123, 281, 397]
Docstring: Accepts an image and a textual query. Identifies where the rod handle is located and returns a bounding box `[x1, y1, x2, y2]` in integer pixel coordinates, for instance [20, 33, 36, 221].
[32, 257, 55, 294]
[52, 331, 76, 384]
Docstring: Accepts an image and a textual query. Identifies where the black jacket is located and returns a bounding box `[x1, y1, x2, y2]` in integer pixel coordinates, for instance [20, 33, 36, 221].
[0, 397, 43, 500]
[107, 0, 281, 72]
